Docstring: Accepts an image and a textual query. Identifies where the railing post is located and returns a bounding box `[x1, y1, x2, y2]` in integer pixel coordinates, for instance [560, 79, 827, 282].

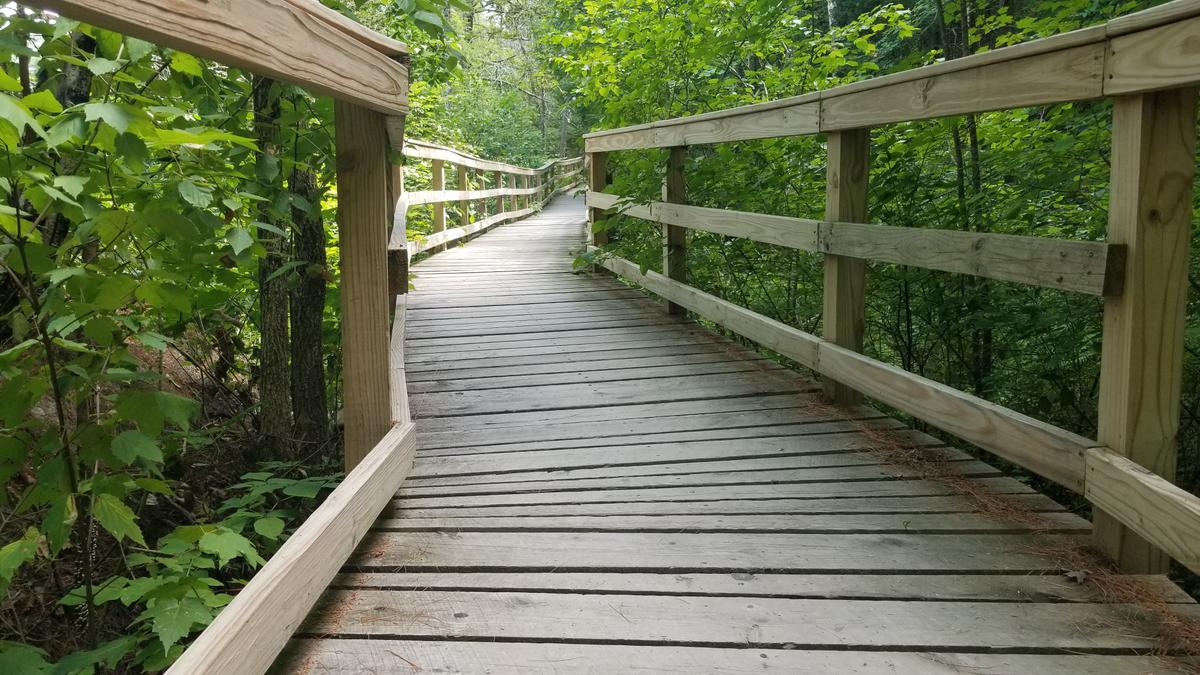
[494, 170, 504, 220]
[588, 151, 609, 247]
[1095, 87, 1198, 573]
[335, 102, 393, 471]
[663, 146, 687, 316]
[522, 174, 530, 211]
[822, 128, 870, 405]
[430, 157, 445, 253]
[457, 163, 469, 244]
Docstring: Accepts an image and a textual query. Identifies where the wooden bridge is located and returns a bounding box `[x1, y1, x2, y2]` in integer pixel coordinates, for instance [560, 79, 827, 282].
[35, 0, 1200, 673]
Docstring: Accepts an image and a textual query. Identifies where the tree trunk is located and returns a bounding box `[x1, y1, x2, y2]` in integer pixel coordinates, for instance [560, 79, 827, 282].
[289, 168, 330, 454]
[253, 76, 292, 459]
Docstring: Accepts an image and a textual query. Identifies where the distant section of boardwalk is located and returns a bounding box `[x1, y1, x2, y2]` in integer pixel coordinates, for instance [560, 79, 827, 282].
[278, 196, 1194, 674]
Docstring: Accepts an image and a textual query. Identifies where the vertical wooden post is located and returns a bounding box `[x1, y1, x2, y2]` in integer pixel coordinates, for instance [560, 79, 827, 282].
[475, 168, 487, 227]
[386, 158, 408, 301]
[588, 151, 609, 247]
[335, 102, 392, 471]
[1095, 88, 1198, 573]
[822, 128, 870, 405]
[430, 158, 445, 253]
[457, 163, 469, 245]
[494, 170, 505, 219]
[521, 174, 530, 211]
[663, 146, 687, 316]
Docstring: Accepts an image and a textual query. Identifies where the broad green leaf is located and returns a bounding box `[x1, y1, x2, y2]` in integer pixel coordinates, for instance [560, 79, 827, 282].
[0, 94, 46, 140]
[198, 529, 262, 567]
[111, 430, 163, 465]
[22, 90, 62, 113]
[178, 179, 213, 208]
[86, 57, 124, 75]
[281, 481, 322, 498]
[92, 493, 146, 546]
[169, 51, 204, 77]
[0, 642, 50, 674]
[42, 495, 76, 555]
[148, 595, 212, 652]
[253, 517, 285, 540]
[50, 635, 135, 674]
[83, 102, 132, 134]
[227, 227, 254, 254]
[0, 528, 40, 591]
[0, 71, 21, 92]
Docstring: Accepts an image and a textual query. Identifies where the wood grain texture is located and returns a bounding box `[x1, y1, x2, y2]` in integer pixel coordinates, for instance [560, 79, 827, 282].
[335, 103, 392, 470]
[598, 254, 821, 368]
[663, 147, 687, 316]
[820, 44, 1104, 130]
[585, 101, 819, 151]
[169, 423, 416, 675]
[388, 296, 409, 426]
[1087, 447, 1200, 574]
[822, 129, 869, 404]
[1095, 89, 1198, 573]
[588, 152, 610, 248]
[587, 192, 1117, 295]
[278, 639, 1192, 675]
[1107, 15, 1200, 94]
[27, 0, 408, 114]
[818, 343, 1090, 492]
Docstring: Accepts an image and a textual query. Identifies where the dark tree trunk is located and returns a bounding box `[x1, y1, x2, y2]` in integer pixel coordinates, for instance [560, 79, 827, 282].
[253, 76, 292, 459]
[289, 168, 330, 454]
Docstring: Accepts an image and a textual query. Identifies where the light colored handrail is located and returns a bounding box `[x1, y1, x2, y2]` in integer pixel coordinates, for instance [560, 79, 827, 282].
[25, 0, 409, 114]
[583, 0, 1200, 151]
[390, 139, 583, 254]
[583, 0, 1200, 578]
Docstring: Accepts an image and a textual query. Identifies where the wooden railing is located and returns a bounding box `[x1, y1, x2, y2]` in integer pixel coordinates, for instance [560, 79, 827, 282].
[22, 2, 421, 674]
[387, 141, 582, 285]
[584, 0, 1200, 578]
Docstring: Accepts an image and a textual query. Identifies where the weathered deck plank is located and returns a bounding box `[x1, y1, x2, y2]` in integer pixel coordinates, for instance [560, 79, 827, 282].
[279, 196, 1194, 674]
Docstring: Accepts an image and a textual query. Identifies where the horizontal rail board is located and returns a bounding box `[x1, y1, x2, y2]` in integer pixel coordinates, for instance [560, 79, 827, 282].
[404, 186, 540, 206]
[404, 141, 584, 176]
[583, 1, 1200, 150]
[597, 252, 1091, 491]
[1085, 447, 1200, 574]
[28, 0, 409, 114]
[588, 192, 1121, 295]
[167, 423, 417, 674]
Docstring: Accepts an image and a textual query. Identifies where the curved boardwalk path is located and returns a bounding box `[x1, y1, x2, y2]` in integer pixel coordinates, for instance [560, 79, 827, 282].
[278, 196, 1193, 673]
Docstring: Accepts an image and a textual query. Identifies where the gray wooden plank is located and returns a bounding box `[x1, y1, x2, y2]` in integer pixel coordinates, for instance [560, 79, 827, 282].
[391, 476, 1036, 509]
[373, 511, 1091, 534]
[351, 530, 1066, 572]
[277, 640, 1191, 675]
[302, 590, 1191, 651]
[331, 571, 1191, 602]
[411, 372, 812, 418]
[392, 493, 1068, 518]
[409, 359, 782, 393]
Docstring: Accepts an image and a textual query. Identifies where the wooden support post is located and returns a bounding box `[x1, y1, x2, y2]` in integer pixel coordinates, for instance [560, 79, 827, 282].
[456, 163, 469, 247]
[521, 174, 530, 210]
[588, 151, 609, 247]
[430, 157, 445, 253]
[1095, 87, 1198, 573]
[822, 128, 870, 405]
[663, 146, 687, 316]
[494, 170, 505, 220]
[336, 101, 392, 471]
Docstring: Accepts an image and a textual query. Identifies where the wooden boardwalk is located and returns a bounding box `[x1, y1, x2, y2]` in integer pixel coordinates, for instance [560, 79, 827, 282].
[279, 196, 1193, 674]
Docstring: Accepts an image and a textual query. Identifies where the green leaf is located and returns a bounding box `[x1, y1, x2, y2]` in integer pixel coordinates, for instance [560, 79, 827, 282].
[83, 102, 132, 134]
[255, 153, 280, 182]
[0, 528, 40, 592]
[42, 495, 76, 555]
[198, 529, 262, 567]
[0, 71, 21, 92]
[86, 57, 124, 75]
[22, 91, 62, 114]
[46, 115, 84, 148]
[50, 635, 135, 675]
[253, 517, 285, 540]
[0, 642, 50, 674]
[178, 179, 213, 208]
[227, 227, 254, 254]
[169, 51, 204, 77]
[92, 493, 146, 546]
[111, 430, 163, 465]
[148, 596, 212, 653]
[0, 95, 46, 140]
[281, 481, 322, 498]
